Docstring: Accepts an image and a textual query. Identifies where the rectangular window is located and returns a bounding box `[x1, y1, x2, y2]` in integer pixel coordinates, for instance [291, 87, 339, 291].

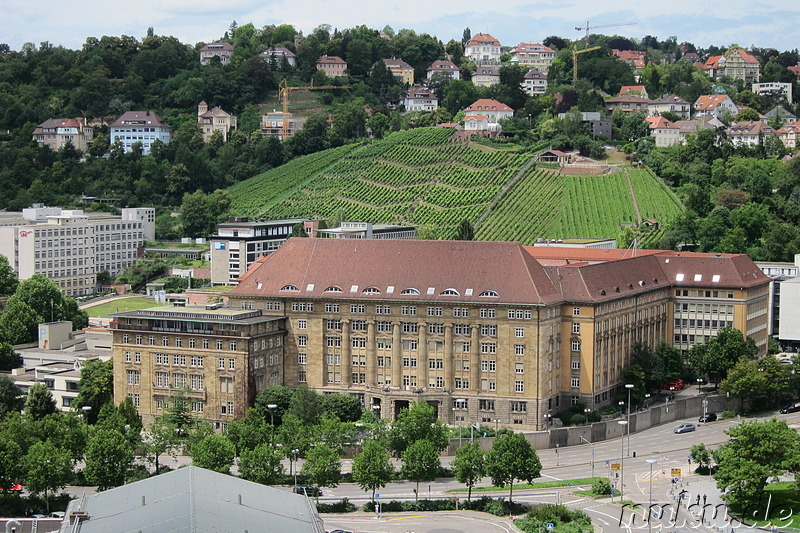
[175, 338, 183, 348]
[571, 360, 580, 370]
[230, 341, 237, 351]
[428, 323, 444, 335]
[351, 337, 366, 348]
[479, 399, 495, 411]
[126, 370, 140, 385]
[351, 320, 366, 332]
[229, 358, 235, 370]
[350, 304, 365, 314]
[298, 353, 307, 365]
[453, 308, 469, 317]
[514, 344, 525, 355]
[376, 321, 392, 333]
[148, 336, 155, 345]
[298, 335, 307, 347]
[571, 377, 580, 388]
[173, 354, 186, 366]
[480, 325, 497, 336]
[402, 339, 418, 350]
[480, 342, 496, 354]
[573, 307, 580, 316]
[454, 324, 470, 335]
[326, 336, 341, 348]
[515, 362, 524, 374]
[480, 309, 495, 318]
[515, 380, 524, 393]
[216, 340, 223, 350]
[515, 328, 524, 338]
[401, 306, 417, 316]
[326, 319, 341, 330]
[571, 340, 580, 352]
[124, 351, 131, 363]
[173, 373, 186, 388]
[298, 370, 307, 382]
[156, 372, 169, 387]
[572, 323, 580, 334]
[190, 374, 204, 391]
[402, 322, 418, 333]
[511, 401, 527, 413]
[162, 336, 169, 347]
[218, 358, 225, 369]
[298, 319, 307, 329]
[203, 339, 209, 349]
[376, 305, 391, 314]
[325, 303, 340, 313]
[427, 307, 442, 316]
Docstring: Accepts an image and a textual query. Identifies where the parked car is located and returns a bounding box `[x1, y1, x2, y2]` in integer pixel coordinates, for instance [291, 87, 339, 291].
[49, 512, 65, 518]
[699, 413, 717, 422]
[293, 486, 322, 496]
[674, 423, 696, 434]
[663, 379, 685, 390]
[779, 402, 800, 414]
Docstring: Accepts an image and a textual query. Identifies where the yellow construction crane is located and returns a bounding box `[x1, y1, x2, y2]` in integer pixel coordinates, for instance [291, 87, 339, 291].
[279, 79, 350, 139]
[573, 45, 601, 83]
[574, 21, 636, 46]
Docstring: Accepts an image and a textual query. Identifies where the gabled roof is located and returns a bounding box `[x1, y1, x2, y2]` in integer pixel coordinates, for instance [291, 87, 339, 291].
[703, 55, 723, 69]
[405, 87, 436, 99]
[62, 465, 325, 533]
[605, 95, 651, 104]
[726, 48, 759, 64]
[465, 99, 513, 113]
[650, 94, 688, 105]
[317, 55, 346, 64]
[726, 121, 775, 136]
[524, 68, 546, 79]
[466, 33, 501, 47]
[647, 116, 677, 129]
[510, 43, 555, 54]
[34, 118, 84, 130]
[110, 111, 169, 128]
[427, 59, 459, 71]
[475, 66, 499, 76]
[619, 85, 646, 95]
[657, 252, 769, 289]
[199, 106, 233, 119]
[383, 57, 413, 70]
[200, 42, 233, 52]
[260, 47, 296, 58]
[693, 94, 734, 110]
[227, 238, 564, 306]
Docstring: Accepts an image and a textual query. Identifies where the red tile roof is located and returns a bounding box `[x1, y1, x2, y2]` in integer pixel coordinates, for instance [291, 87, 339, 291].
[647, 116, 677, 129]
[465, 99, 513, 113]
[466, 33, 501, 47]
[228, 238, 564, 305]
[619, 85, 646, 95]
[510, 43, 555, 54]
[693, 95, 733, 111]
[427, 59, 459, 71]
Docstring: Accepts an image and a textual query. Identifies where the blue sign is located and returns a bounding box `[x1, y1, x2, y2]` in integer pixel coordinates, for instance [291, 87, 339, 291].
[547, 523, 555, 530]
[568, 483, 573, 486]
[376, 494, 380, 499]
[605, 460, 610, 465]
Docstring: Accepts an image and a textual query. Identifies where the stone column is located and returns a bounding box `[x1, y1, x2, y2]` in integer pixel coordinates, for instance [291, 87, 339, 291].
[366, 320, 377, 387]
[418, 322, 428, 388]
[444, 323, 454, 389]
[392, 322, 402, 388]
[470, 324, 480, 392]
[341, 319, 351, 388]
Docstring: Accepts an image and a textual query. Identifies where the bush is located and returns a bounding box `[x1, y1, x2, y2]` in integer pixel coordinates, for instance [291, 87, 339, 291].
[361, 496, 528, 516]
[591, 478, 612, 495]
[317, 498, 357, 513]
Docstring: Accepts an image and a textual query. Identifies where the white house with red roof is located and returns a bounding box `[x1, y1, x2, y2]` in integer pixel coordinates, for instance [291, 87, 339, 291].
[619, 85, 648, 98]
[776, 121, 800, 149]
[197, 102, 237, 143]
[509, 43, 555, 70]
[473, 65, 500, 87]
[646, 116, 681, 147]
[704, 49, 760, 83]
[426, 59, 460, 80]
[465, 33, 501, 63]
[726, 121, 777, 147]
[464, 99, 514, 122]
[693, 94, 737, 118]
[403, 87, 438, 112]
[259, 47, 297, 68]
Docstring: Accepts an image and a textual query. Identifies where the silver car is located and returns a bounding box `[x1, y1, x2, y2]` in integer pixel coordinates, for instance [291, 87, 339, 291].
[674, 423, 696, 434]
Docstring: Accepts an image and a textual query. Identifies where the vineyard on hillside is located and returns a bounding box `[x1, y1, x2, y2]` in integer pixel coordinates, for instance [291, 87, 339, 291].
[476, 167, 684, 246]
[228, 128, 684, 243]
[229, 127, 535, 238]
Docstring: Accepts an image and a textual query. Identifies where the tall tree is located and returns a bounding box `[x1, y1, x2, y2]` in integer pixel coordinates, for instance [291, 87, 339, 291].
[352, 439, 394, 502]
[452, 441, 485, 501]
[190, 434, 236, 474]
[238, 443, 284, 485]
[288, 384, 322, 426]
[143, 413, 180, 474]
[24, 382, 57, 421]
[400, 439, 440, 501]
[454, 220, 474, 240]
[388, 399, 449, 455]
[713, 418, 800, 509]
[0, 255, 18, 296]
[300, 443, 342, 501]
[0, 343, 21, 371]
[23, 440, 73, 512]
[486, 432, 542, 503]
[84, 428, 134, 490]
[74, 359, 114, 424]
[0, 375, 24, 420]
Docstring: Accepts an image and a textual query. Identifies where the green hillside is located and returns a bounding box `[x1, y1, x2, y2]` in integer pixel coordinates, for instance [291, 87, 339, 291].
[227, 128, 684, 242]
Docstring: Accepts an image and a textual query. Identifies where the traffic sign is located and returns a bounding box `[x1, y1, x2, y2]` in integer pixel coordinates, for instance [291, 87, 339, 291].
[611, 462, 621, 471]
[547, 523, 555, 530]
[376, 494, 380, 498]
[671, 468, 681, 477]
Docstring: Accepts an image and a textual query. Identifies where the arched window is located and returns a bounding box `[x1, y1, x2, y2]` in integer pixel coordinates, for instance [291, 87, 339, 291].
[324, 286, 343, 293]
[479, 290, 499, 298]
[400, 288, 420, 295]
[280, 284, 299, 292]
[440, 288, 460, 296]
[362, 287, 381, 294]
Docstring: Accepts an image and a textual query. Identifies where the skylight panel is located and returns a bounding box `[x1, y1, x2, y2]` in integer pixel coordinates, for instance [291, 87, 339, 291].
[306, 284, 314, 291]
[676, 273, 684, 281]
[694, 274, 702, 282]
[427, 287, 435, 295]
[712, 275, 721, 283]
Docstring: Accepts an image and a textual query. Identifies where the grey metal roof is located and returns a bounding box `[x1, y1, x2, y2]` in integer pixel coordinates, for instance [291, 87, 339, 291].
[60, 466, 324, 533]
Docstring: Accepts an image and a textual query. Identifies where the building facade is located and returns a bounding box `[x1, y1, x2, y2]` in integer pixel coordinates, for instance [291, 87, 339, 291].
[0, 206, 153, 296]
[109, 111, 172, 155]
[522, 69, 548, 96]
[382, 58, 414, 85]
[465, 33, 501, 64]
[32, 118, 94, 151]
[510, 43, 555, 70]
[403, 88, 438, 112]
[426, 60, 460, 80]
[210, 218, 310, 285]
[111, 306, 286, 427]
[316, 55, 347, 77]
[200, 43, 234, 65]
[260, 47, 297, 67]
[197, 102, 237, 143]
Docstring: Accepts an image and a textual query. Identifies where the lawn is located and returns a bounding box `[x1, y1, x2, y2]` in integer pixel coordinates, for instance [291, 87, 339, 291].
[86, 296, 155, 317]
[729, 482, 800, 530]
[450, 477, 602, 493]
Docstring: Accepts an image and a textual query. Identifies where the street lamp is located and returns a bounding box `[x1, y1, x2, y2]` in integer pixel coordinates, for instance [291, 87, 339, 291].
[646, 459, 658, 533]
[625, 384, 634, 456]
[618, 420, 628, 501]
[266, 404, 277, 426]
[291, 448, 299, 487]
[584, 408, 591, 424]
[544, 413, 552, 429]
[494, 419, 500, 434]
[555, 443, 559, 466]
[372, 404, 381, 418]
[80, 405, 92, 422]
[579, 435, 595, 478]
[696, 378, 702, 396]
[452, 408, 461, 446]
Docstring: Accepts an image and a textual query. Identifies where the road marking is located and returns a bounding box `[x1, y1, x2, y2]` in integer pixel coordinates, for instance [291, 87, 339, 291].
[387, 515, 429, 521]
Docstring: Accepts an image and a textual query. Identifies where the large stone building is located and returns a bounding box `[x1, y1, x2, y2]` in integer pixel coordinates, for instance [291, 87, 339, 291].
[117, 240, 770, 429]
[32, 118, 94, 151]
[111, 305, 286, 428]
[109, 111, 172, 155]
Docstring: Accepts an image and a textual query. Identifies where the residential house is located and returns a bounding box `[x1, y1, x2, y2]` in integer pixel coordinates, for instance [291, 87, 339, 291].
[788, 63, 800, 78]
[704, 49, 760, 83]
[426, 59, 460, 80]
[261, 111, 301, 141]
[465, 33, 502, 64]
[464, 99, 514, 122]
[619, 85, 649, 99]
[199, 42, 234, 65]
[32, 118, 94, 151]
[775, 121, 800, 149]
[537, 150, 572, 164]
[556, 111, 611, 138]
[404, 87, 438, 112]
[605, 95, 650, 114]
[647, 116, 681, 147]
[613, 50, 646, 79]
[683, 52, 701, 63]
[752, 82, 793, 104]
[647, 94, 691, 119]
[509, 43, 555, 70]
[726, 121, 776, 147]
[765, 106, 796, 123]
[109, 110, 171, 154]
[197, 102, 237, 143]
[672, 115, 724, 143]
[464, 115, 492, 132]
[473, 65, 500, 87]
[693, 94, 737, 119]
[259, 47, 297, 68]
[317, 221, 417, 239]
[522, 68, 548, 96]
[382, 57, 414, 85]
[316, 55, 347, 77]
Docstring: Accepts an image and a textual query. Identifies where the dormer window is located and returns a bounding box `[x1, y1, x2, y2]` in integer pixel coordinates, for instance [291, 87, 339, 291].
[324, 286, 343, 293]
[280, 284, 300, 292]
[440, 289, 460, 296]
[400, 288, 420, 295]
[479, 290, 499, 298]
[362, 287, 381, 294]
